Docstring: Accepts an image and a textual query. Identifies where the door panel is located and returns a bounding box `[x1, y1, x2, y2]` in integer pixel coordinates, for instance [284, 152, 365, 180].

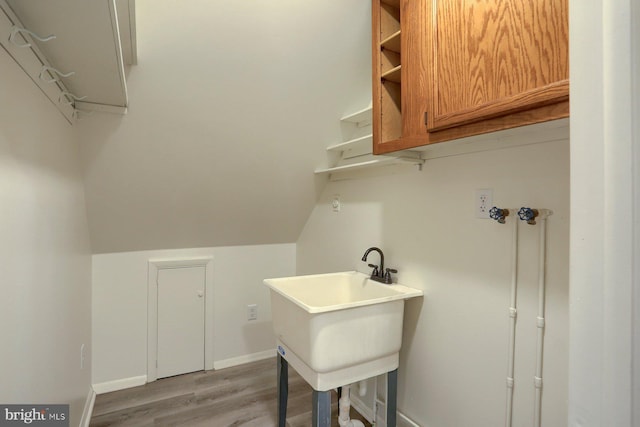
[430, 0, 568, 131]
[157, 266, 205, 379]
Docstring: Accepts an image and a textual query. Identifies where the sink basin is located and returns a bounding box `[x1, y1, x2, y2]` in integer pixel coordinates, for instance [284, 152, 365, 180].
[264, 271, 422, 391]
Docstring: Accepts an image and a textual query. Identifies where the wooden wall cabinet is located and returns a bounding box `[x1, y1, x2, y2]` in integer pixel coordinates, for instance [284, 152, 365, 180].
[372, 0, 402, 151]
[372, 0, 569, 154]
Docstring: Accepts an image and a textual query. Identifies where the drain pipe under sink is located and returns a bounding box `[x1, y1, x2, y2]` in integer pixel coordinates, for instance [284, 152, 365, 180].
[338, 385, 365, 427]
[358, 380, 367, 396]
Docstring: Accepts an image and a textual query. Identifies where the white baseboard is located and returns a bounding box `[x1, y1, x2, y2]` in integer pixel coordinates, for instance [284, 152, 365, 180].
[350, 394, 374, 423]
[397, 412, 421, 427]
[79, 387, 96, 427]
[91, 350, 274, 396]
[350, 395, 420, 427]
[92, 375, 147, 395]
[213, 349, 276, 370]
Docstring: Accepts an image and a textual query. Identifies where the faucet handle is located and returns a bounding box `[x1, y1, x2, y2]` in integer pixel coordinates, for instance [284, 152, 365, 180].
[367, 263, 379, 276]
[384, 268, 398, 284]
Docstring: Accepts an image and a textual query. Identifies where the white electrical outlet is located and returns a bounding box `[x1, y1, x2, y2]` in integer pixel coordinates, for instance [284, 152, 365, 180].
[475, 189, 493, 219]
[247, 304, 258, 321]
[331, 195, 341, 212]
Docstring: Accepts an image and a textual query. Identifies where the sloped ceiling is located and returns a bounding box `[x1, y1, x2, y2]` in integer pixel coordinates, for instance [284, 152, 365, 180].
[79, 0, 372, 253]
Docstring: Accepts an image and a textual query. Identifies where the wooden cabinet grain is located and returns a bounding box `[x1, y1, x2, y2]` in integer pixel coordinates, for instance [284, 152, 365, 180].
[372, 0, 569, 154]
[429, 0, 569, 131]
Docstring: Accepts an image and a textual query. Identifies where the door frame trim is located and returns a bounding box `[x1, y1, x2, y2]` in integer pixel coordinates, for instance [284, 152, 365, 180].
[147, 257, 214, 382]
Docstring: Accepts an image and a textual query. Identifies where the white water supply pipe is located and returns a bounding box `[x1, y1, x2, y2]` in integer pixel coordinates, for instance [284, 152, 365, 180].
[338, 385, 365, 427]
[533, 209, 552, 427]
[504, 211, 519, 427]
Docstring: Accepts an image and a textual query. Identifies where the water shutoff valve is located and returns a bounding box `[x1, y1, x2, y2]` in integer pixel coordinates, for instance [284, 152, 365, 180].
[489, 207, 509, 224]
[518, 207, 539, 225]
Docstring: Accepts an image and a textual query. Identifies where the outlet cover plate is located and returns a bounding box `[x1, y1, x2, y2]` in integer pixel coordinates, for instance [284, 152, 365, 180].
[247, 304, 258, 321]
[475, 189, 493, 219]
[331, 195, 341, 212]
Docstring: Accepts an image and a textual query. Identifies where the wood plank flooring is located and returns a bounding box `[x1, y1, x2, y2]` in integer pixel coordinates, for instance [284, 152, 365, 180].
[90, 357, 371, 427]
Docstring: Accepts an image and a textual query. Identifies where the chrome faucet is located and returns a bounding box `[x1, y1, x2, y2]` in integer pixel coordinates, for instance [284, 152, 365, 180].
[361, 247, 397, 284]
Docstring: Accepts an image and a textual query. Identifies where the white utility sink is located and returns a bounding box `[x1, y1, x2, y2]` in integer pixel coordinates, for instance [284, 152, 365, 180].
[264, 271, 422, 391]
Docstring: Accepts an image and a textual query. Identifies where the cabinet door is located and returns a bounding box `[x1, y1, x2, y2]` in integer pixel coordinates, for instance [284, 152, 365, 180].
[401, 0, 431, 140]
[428, 0, 569, 132]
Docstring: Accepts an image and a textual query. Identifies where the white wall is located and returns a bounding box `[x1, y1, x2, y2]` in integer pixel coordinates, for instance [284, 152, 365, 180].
[0, 50, 92, 424]
[92, 243, 295, 385]
[569, 0, 639, 425]
[297, 135, 570, 426]
[78, 0, 372, 254]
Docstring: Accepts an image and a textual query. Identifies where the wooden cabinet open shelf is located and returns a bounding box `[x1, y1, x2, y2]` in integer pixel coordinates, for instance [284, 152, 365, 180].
[373, 0, 402, 150]
[381, 65, 401, 83]
[381, 30, 401, 53]
[380, 81, 401, 142]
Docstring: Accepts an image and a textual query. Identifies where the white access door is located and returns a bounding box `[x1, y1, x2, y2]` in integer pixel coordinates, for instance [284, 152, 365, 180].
[156, 266, 206, 379]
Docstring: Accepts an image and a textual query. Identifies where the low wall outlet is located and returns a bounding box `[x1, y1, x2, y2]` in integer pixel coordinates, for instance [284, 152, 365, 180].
[332, 195, 341, 212]
[247, 304, 258, 321]
[475, 189, 493, 219]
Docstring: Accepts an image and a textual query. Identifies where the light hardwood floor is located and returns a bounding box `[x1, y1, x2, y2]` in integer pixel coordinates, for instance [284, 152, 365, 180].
[90, 357, 371, 427]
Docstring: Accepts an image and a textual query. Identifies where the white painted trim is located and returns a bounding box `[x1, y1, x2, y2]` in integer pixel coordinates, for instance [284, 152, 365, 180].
[367, 401, 419, 427]
[107, 0, 128, 107]
[127, 0, 137, 65]
[397, 412, 421, 427]
[632, 0, 640, 423]
[74, 101, 127, 115]
[147, 257, 214, 382]
[569, 0, 638, 425]
[79, 387, 96, 427]
[341, 386, 420, 427]
[92, 375, 147, 395]
[350, 394, 374, 423]
[213, 349, 275, 370]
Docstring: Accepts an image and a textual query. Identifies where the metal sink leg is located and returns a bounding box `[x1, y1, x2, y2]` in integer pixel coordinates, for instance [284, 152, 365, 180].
[277, 353, 288, 427]
[312, 390, 331, 427]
